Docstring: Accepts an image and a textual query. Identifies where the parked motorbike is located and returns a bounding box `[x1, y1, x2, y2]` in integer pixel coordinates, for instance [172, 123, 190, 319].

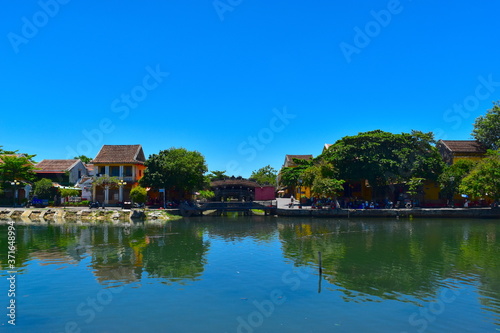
[89, 201, 100, 209]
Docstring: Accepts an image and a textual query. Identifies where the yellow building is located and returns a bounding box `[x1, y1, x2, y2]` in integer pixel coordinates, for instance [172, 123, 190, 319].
[278, 154, 313, 200]
[92, 145, 146, 205]
[437, 140, 487, 165]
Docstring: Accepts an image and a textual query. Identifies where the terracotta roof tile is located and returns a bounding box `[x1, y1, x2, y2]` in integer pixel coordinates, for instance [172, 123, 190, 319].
[439, 140, 487, 154]
[35, 159, 79, 172]
[92, 145, 145, 164]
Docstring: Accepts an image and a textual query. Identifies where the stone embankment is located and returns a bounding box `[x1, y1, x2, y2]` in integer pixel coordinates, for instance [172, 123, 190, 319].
[277, 207, 500, 219]
[0, 208, 181, 222]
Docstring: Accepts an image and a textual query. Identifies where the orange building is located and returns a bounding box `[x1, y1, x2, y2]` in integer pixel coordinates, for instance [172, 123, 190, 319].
[92, 145, 146, 205]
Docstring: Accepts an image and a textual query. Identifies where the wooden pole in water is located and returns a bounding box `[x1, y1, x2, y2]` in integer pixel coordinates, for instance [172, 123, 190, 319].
[318, 251, 323, 293]
[318, 251, 322, 275]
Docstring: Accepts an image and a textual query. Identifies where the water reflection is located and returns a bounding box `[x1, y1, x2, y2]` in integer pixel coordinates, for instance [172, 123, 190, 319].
[0, 221, 209, 286]
[1, 217, 500, 327]
[277, 219, 500, 314]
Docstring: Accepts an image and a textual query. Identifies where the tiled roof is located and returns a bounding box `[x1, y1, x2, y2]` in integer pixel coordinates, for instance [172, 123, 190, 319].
[92, 145, 145, 164]
[211, 179, 261, 188]
[439, 140, 487, 154]
[35, 159, 79, 172]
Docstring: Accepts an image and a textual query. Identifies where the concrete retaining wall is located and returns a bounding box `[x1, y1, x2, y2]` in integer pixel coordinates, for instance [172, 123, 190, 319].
[276, 207, 500, 219]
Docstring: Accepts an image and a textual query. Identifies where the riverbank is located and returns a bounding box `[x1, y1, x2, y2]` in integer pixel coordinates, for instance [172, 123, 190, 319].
[1, 207, 499, 222]
[277, 207, 500, 219]
[0, 207, 182, 222]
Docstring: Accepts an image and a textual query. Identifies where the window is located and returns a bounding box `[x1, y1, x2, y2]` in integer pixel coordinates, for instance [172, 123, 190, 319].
[110, 166, 120, 177]
[99, 166, 106, 175]
[124, 166, 133, 177]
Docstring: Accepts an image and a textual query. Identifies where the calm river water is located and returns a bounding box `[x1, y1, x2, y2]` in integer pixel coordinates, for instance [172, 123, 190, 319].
[1, 216, 500, 332]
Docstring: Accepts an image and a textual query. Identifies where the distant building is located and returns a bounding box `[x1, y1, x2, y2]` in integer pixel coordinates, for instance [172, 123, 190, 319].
[437, 140, 487, 165]
[35, 159, 88, 185]
[210, 177, 275, 201]
[91, 145, 146, 204]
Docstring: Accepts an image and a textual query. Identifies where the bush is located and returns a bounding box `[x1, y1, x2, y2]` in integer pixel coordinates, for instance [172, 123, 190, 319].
[130, 186, 147, 204]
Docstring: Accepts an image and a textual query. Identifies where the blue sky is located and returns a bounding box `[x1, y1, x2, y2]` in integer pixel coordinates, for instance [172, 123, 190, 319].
[1, 1, 499, 177]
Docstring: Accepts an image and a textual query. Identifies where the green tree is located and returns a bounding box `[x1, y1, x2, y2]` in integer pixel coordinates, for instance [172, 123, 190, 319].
[34, 178, 54, 199]
[60, 188, 80, 198]
[208, 170, 228, 181]
[0, 154, 37, 185]
[406, 177, 425, 202]
[472, 101, 500, 150]
[140, 148, 208, 196]
[278, 158, 312, 194]
[311, 178, 344, 199]
[438, 159, 477, 200]
[459, 150, 500, 202]
[0, 146, 17, 154]
[93, 175, 120, 188]
[321, 130, 444, 196]
[129, 186, 147, 204]
[250, 165, 278, 185]
[198, 190, 215, 201]
[74, 155, 92, 163]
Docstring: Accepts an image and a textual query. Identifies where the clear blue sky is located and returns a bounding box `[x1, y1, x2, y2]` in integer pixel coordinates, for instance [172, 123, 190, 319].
[1, 1, 499, 177]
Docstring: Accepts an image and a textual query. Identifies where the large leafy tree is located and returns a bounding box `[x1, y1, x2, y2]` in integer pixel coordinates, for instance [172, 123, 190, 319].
[321, 130, 444, 190]
[459, 150, 500, 201]
[438, 159, 477, 200]
[472, 101, 500, 150]
[278, 158, 312, 192]
[250, 165, 278, 185]
[140, 147, 208, 195]
[0, 154, 37, 187]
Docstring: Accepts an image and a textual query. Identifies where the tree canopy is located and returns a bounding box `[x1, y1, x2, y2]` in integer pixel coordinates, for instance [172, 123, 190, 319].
[34, 178, 54, 199]
[320, 130, 444, 188]
[0, 154, 37, 187]
[140, 147, 208, 194]
[438, 159, 477, 199]
[472, 101, 500, 150]
[459, 150, 500, 201]
[250, 165, 278, 185]
[74, 155, 92, 163]
[208, 170, 228, 181]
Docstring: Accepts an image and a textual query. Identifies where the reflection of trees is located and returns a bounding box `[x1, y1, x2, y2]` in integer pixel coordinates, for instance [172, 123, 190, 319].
[196, 216, 278, 242]
[140, 223, 209, 283]
[0, 222, 209, 287]
[278, 220, 500, 306]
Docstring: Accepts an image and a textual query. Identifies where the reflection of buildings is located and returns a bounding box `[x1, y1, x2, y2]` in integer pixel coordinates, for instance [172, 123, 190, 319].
[30, 250, 79, 266]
